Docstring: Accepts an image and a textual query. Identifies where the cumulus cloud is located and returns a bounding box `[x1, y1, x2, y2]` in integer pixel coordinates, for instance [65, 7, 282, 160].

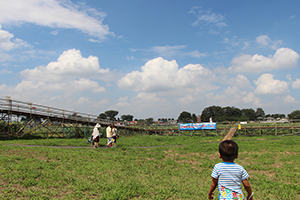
[20, 49, 109, 81]
[117, 57, 217, 93]
[255, 35, 282, 49]
[254, 73, 289, 95]
[207, 86, 261, 107]
[0, 25, 30, 51]
[255, 35, 271, 46]
[0, 0, 114, 40]
[229, 74, 251, 88]
[115, 101, 131, 108]
[292, 78, 300, 89]
[229, 48, 299, 73]
[284, 95, 297, 103]
[178, 94, 195, 104]
[0, 49, 108, 104]
[0, 49, 110, 115]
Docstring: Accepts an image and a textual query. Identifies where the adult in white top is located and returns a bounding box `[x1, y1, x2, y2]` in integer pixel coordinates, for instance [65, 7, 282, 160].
[92, 123, 101, 148]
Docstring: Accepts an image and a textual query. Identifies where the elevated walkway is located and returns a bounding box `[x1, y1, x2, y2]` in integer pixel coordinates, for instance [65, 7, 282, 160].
[0, 97, 110, 138]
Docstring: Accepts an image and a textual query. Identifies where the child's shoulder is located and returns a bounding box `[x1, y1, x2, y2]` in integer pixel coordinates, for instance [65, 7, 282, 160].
[215, 162, 244, 168]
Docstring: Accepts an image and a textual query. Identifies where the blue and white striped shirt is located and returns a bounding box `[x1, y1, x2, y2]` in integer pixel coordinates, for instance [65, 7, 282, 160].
[211, 162, 249, 195]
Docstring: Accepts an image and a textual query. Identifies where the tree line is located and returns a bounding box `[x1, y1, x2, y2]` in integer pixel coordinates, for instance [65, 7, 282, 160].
[98, 107, 300, 124]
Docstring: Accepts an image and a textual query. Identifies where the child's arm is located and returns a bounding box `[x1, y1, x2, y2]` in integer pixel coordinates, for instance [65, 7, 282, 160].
[208, 177, 218, 199]
[242, 179, 253, 200]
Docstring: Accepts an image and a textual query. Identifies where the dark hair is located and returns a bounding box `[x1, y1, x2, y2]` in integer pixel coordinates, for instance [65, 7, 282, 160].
[219, 140, 238, 161]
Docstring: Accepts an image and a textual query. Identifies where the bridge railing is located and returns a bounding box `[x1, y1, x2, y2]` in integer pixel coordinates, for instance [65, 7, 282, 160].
[0, 96, 106, 124]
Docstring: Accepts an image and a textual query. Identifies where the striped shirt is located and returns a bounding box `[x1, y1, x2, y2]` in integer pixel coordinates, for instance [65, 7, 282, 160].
[211, 162, 249, 195]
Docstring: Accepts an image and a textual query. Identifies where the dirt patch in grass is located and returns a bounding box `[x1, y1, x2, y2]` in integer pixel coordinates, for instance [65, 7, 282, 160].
[164, 150, 218, 160]
[248, 170, 277, 178]
[270, 162, 283, 168]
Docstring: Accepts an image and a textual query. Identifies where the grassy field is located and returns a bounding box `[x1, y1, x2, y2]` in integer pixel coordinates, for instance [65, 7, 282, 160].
[0, 135, 299, 199]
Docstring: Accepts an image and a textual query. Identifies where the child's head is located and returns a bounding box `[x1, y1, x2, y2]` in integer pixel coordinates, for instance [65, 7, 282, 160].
[219, 140, 238, 161]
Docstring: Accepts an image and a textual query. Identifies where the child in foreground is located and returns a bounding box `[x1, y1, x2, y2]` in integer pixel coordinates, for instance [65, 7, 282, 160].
[208, 140, 253, 200]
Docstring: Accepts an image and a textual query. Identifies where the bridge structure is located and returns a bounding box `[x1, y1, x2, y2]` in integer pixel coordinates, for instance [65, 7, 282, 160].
[0, 96, 180, 139]
[0, 96, 115, 139]
[1, 96, 300, 139]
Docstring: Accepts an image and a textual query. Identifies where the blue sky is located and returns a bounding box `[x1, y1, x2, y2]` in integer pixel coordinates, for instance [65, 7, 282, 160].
[0, 0, 300, 120]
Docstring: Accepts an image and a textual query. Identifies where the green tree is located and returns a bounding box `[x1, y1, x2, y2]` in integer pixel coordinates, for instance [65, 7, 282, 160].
[137, 119, 144, 125]
[256, 108, 265, 119]
[223, 106, 242, 121]
[192, 114, 197, 122]
[240, 115, 249, 121]
[98, 113, 107, 119]
[288, 110, 300, 119]
[270, 114, 285, 119]
[201, 106, 223, 122]
[104, 110, 119, 120]
[177, 111, 192, 123]
[241, 108, 256, 121]
[121, 114, 134, 121]
[145, 118, 154, 125]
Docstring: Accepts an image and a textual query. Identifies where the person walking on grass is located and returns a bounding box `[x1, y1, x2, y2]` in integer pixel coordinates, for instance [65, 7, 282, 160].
[91, 123, 101, 148]
[111, 125, 118, 148]
[208, 140, 253, 200]
[106, 124, 113, 147]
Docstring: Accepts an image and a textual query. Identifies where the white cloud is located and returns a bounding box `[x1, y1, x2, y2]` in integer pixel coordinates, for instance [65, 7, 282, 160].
[184, 50, 208, 58]
[229, 74, 251, 88]
[255, 35, 282, 50]
[222, 35, 241, 47]
[20, 49, 109, 81]
[255, 35, 271, 46]
[115, 101, 131, 108]
[119, 96, 128, 101]
[292, 78, 300, 89]
[72, 78, 106, 93]
[0, 27, 30, 51]
[0, 0, 114, 40]
[0, 68, 12, 74]
[189, 7, 227, 28]
[284, 95, 297, 103]
[134, 92, 169, 106]
[0, 52, 13, 62]
[0, 49, 108, 110]
[207, 86, 261, 107]
[229, 48, 299, 73]
[117, 57, 217, 93]
[0, 83, 8, 91]
[50, 30, 59, 36]
[242, 41, 251, 50]
[254, 73, 289, 95]
[150, 45, 186, 56]
[178, 94, 195, 104]
[138, 45, 208, 59]
[76, 97, 90, 105]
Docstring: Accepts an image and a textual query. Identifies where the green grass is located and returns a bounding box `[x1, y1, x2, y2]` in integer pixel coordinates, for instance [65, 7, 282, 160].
[0, 135, 299, 199]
